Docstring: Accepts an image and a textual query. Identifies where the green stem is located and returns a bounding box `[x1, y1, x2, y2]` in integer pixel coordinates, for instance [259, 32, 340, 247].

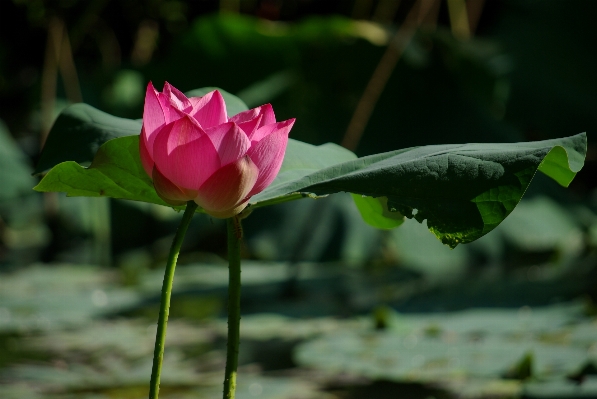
[223, 216, 242, 399]
[149, 201, 198, 399]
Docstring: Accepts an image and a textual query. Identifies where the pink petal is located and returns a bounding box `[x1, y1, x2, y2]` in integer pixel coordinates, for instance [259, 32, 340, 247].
[157, 92, 171, 120]
[255, 103, 276, 128]
[204, 122, 251, 166]
[249, 118, 295, 144]
[142, 82, 166, 153]
[164, 82, 192, 112]
[246, 119, 295, 197]
[189, 90, 228, 129]
[229, 107, 260, 124]
[206, 200, 250, 219]
[194, 155, 259, 218]
[237, 115, 262, 137]
[152, 115, 221, 190]
[230, 104, 276, 128]
[152, 166, 197, 206]
[157, 91, 185, 124]
[139, 129, 154, 177]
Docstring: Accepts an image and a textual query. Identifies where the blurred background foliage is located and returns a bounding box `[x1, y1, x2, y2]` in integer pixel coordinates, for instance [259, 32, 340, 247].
[0, 0, 596, 398]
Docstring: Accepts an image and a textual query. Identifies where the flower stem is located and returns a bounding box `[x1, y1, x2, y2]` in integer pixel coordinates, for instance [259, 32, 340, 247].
[149, 201, 198, 399]
[223, 216, 243, 399]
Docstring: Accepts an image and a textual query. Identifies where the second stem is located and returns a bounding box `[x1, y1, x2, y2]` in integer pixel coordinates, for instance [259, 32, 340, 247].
[223, 216, 242, 399]
[149, 200, 197, 399]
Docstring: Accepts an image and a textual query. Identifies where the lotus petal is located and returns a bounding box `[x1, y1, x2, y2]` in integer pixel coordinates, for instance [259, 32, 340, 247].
[194, 155, 258, 218]
[152, 166, 197, 205]
[249, 118, 294, 144]
[164, 82, 192, 112]
[189, 90, 228, 129]
[205, 122, 251, 166]
[142, 82, 166, 152]
[152, 115, 221, 190]
[246, 119, 295, 196]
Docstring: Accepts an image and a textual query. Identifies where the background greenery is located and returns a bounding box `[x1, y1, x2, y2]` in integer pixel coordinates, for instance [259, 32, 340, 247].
[0, 0, 596, 398]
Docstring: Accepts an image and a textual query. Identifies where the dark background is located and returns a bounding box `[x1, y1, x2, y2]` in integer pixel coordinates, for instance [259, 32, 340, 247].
[0, 1, 596, 398]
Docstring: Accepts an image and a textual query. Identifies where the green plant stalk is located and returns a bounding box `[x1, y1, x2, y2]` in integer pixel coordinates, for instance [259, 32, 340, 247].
[223, 216, 242, 399]
[149, 200, 198, 399]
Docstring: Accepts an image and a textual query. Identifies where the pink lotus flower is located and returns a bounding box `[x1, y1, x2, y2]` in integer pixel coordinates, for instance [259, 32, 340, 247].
[140, 82, 295, 218]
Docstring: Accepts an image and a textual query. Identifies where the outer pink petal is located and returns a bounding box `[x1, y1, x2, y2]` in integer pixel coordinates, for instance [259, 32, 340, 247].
[246, 119, 295, 197]
[152, 116, 221, 189]
[255, 103, 276, 128]
[139, 128, 154, 177]
[194, 155, 259, 218]
[164, 82, 192, 112]
[249, 118, 295, 144]
[204, 122, 251, 166]
[189, 90, 228, 129]
[142, 82, 166, 154]
[152, 166, 197, 206]
[157, 92, 172, 122]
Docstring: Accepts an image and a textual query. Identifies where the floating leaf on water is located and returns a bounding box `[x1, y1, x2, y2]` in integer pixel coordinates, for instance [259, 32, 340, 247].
[295, 302, 594, 383]
[0, 265, 141, 333]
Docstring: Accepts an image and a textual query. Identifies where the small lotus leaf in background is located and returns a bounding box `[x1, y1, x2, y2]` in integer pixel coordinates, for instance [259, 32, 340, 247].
[0, 119, 34, 202]
[497, 196, 582, 253]
[390, 218, 469, 281]
[351, 194, 405, 230]
[102, 69, 146, 111]
[235, 70, 296, 108]
[245, 193, 380, 263]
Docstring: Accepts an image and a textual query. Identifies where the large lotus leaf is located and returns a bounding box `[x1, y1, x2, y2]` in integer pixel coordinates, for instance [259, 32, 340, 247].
[251, 133, 586, 247]
[34, 135, 170, 207]
[34, 103, 142, 175]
